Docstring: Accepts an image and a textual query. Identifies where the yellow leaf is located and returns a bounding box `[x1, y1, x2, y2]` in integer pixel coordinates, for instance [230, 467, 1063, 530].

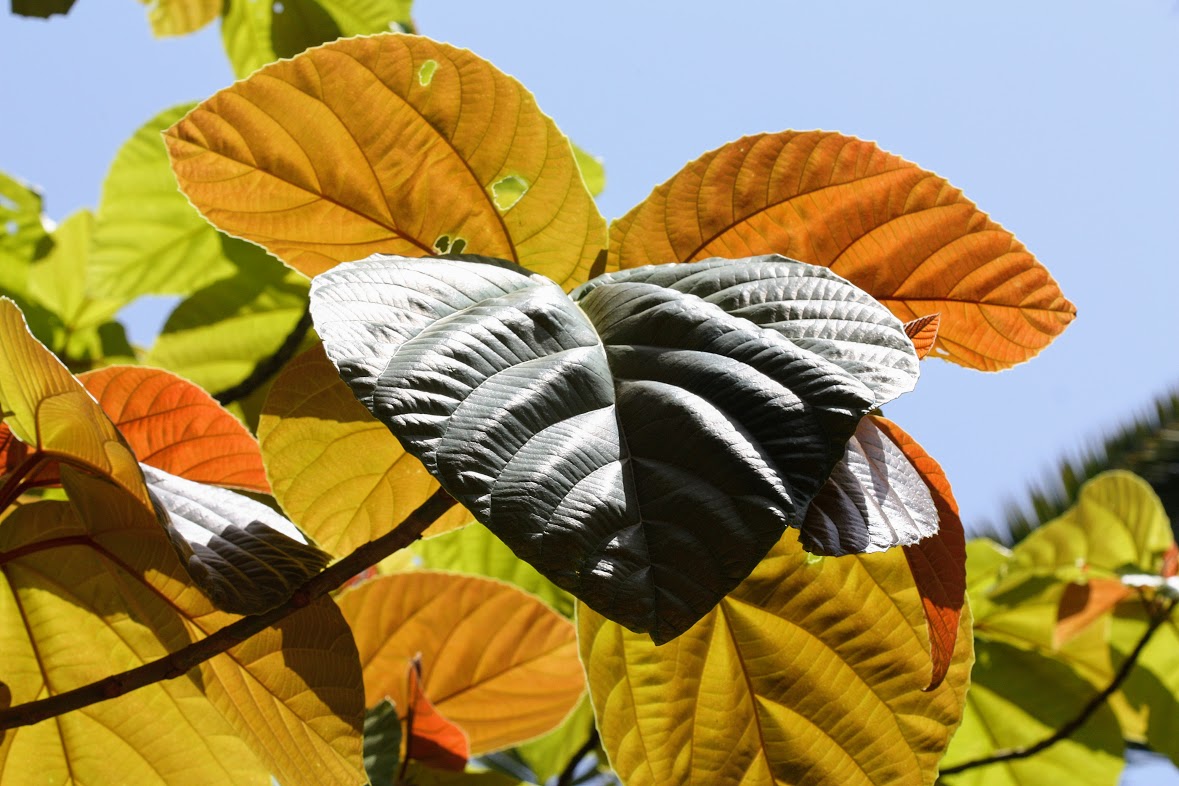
[0, 468, 365, 785]
[142, 0, 219, 37]
[258, 345, 468, 557]
[0, 298, 149, 509]
[165, 34, 606, 289]
[609, 131, 1075, 371]
[579, 528, 973, 786]
[338, 572, 585, 755]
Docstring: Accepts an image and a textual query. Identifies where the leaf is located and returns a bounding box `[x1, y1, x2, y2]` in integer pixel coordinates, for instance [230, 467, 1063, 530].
[514, 696, 596, 783]
[313, 253, 916, 641]
[0, 298, 150, 509]
[1109, 606, 1179, 764]
[141, 0, 219, 37]
[401, 764, 524, 786]
[1054, 579, 1133, 647]
[903, 313, 940, 359]
[799, 417, 938, 557]
[10, 0, 77, 18]
[406, 657, 470, 772]
[257, 345, 468, 559]
[0, 467, 365, 786]
[572, 144, 605, 198]
[609, 131, 1076, 371]
[80, 365, 270, 493]
[337, 572, 585, 755]
[1013, 470, 1174, 578]
[221, 0, 415, 79]
[0, 171, 50, 265]
[166, 33, 606, 288]
[871, 415, 967, 690]
[364, 699, 403, 786]
[578, 527, 973, 786]
[91, 103, 246, 300]
[940, 637, 1124, 786]
[142, 463, 329, 614]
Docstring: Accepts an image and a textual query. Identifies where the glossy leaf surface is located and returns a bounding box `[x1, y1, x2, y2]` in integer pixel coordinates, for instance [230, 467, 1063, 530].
[312, 254, 910, 641]
[338, 572, 584, 754]
[166, 34, 606, 288]
[0, 468, 364, 786]
[579, 528, 972, 786]
[609, 131, 1075, 370]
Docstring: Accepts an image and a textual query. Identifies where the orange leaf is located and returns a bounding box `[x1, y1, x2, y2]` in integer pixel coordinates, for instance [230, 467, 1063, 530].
[903, 314, 941, 360]
[165, 34, 606, 290]
[610, 131, 1075, 371]
[338, 571, 584, 754]
[405, 656, 470, 773]
[80, 366, 270, 493]
[1056, 579, 1133, 647]
[1163, 543, 1178, 578]
[871, 416, 965, 689]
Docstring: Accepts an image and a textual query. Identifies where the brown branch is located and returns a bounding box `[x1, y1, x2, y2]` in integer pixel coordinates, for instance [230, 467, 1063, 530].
[213, 302, 313, 406]
[0, 487, 457, 731]
[556, 727, 601, 786]
[939, 598, 1174, 777]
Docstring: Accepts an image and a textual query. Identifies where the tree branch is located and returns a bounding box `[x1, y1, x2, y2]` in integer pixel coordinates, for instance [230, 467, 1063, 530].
[212, 302, 313, 406]
[556, 727, 601, 786]
[939, 598, 1174, 777]
[0, 487, 457, 731]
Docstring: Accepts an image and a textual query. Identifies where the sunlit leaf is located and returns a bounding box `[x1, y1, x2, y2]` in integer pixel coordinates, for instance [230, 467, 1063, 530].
[872, 415, 966, 690]
[1109, 605, 1179, 764]
[514, 696, 596, 784]
[0, 171, 50, 266]
[903, 314, 940, 359]
[166, 34, 606, 288]
[338, 572, 585, 754]
[0, 298, 149, 508]
[579, 527, 972, 786]
[313, 254, 916, 641]
[142, 463, 329, 614]
[1055, 578, 1133, 647]
[92, 103, 250, 300]
[0, 468, 364, 786]
[80, 365, 270, 493]
[221, 0, 415, 79]
[940, 637, 1124, 786]
[609, 131, 1075, 370]
[364, 699, 402, 786]
[406, 657, 470, 772]
[141, 0, 219, 37]
[572, 144, 605, 198]
[257, 345, 468, 559]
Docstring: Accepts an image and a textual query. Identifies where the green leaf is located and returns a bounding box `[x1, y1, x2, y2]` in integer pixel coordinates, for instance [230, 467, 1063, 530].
[221, 0, 415, 78]
[91, 103, 242, 300]
[940, 637, 1124, 786]
[1109, 605, 1179, 765]
[514, 696, 595, 783]
[572, 144, 605, 198]
[364, 699, 402, 786]
[312, 253, 918, 642]
[0, 170, 51, 267]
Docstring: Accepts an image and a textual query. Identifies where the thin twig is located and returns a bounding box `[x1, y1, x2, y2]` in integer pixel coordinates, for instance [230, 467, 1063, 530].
[0, 487, 457, 731]
[213, 302, 313, 405]
[940, 599, 1175, 776]
[556, 727, 601, 786]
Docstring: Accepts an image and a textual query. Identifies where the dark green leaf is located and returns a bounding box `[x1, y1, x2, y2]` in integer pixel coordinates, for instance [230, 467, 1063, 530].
[10, 0, 75, 19]
[364, 699, 402, 786]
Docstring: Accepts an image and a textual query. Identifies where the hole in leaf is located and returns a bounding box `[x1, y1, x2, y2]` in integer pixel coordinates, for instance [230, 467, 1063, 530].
[449, 238, 466, 254]
[273, 0, 284, 13]
[418, 60, 438, 87]
[4, 221, 16, 237]
[491, 176, 528, 211]
[0, 194, 17, 212]
[433, 235, 450, 254]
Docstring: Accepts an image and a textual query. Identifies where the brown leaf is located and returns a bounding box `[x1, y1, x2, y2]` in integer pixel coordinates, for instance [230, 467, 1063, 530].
[903, 313, 941, 359]
[1056, 579, 1134, 647]
[405, 656, 470, 773]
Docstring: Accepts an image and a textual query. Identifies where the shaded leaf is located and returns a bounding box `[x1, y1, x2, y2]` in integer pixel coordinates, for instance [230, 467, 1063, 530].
[1109, 605, 1179, 764]
[80, 365, 270, 492]
[142, 463, 329, 614]
[402, 764, 524, 786]
[337, 572, 584, 754]
[221, 0, 415, 79]
[609, 131, 1075, 370]
[903, 313, 940, 359]
[579, 527, 972, 786]
[872, 415, 966, 690]
[0, 171, 50, 265]
[0, 467, 364, 786]
[312, 254, 905, 641]
[364, 698, 402, 786]
[0, 298, 149, 508]
[515, 696, 596, 783]
[166, 34, 606, 288]
[406, 657, 470, 772]
[141, 0, 219, 37]
[257, 344, 468, 559]
[10, 0, 77, 18]
[1055, 578, 1133, 647]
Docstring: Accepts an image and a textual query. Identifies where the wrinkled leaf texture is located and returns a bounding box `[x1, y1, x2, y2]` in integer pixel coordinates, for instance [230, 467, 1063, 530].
[312, 253, 921, 642]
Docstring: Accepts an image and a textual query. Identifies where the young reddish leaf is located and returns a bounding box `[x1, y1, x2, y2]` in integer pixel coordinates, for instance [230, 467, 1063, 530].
[1055, 579, 1134, 647]
[903, 313, 941, 359]
[80, 365, 270, 492]
[1163, 543, 1178, 578]
[871, 415, 967, 690]
[0, 298, 150, 509]
[404, 657, 470, 773]
[337, 572, 584, 754]
[165, 34, 606, 290]
[610, 131, 1075, 371]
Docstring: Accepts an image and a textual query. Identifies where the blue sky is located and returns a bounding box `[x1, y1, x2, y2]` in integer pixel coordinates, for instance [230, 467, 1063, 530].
[2, 1, 1178, 783]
